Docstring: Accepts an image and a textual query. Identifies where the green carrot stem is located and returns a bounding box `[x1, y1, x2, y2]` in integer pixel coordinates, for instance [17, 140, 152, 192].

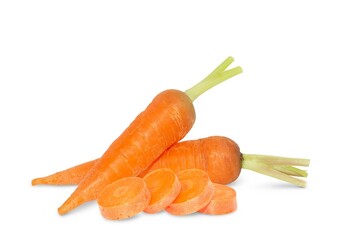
[273, 165, 308, 177]
[241, 154, 310, 187]
[185, 56, 243, 102]
[243, 154, 310, 166]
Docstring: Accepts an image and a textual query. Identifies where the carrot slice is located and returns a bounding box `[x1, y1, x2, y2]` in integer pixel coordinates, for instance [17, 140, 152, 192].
[143, 168, 181, 213]
[199, 183, 237, 215]
[166, 169, 214, 216]
[97, 177, 150, 220]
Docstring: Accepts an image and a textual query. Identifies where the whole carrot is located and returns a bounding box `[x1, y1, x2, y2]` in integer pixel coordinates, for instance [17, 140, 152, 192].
[57, 57, 242, 215]
[33, 136, 310, 188]
[141, 136, 310, 187]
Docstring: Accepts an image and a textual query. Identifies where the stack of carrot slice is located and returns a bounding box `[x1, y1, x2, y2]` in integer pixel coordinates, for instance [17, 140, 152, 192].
[97, 168, 237, 220]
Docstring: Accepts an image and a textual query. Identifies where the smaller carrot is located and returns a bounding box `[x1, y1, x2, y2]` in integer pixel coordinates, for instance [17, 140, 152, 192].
[199, 183, 237, 215]
[31, 160, 97, 186]
[97, 177, 150, 220]
[143, 168, 181, 214]
[166, 169, 214, 216]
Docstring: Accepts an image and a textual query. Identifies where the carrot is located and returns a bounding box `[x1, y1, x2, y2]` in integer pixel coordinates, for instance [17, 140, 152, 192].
[32, 159, 97, 185]
[97, 177, 150, 220]
[199, 183, 237, 215]
[57, 57, 242, 215]
[166, 169, 214, 216]
[143, 168, 181, 213]
[141, 136, 310, 187]
[33, 136, 310, 188]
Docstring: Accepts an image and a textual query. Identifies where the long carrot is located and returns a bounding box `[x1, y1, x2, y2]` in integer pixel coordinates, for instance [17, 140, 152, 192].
[97, 177, 150, 220]
[166, 169, 214, 216]
[33, 136, 310, 188]
[143, 168, 181, 214]
[57, 57, 242, 215]
[199, 183, 237, 215]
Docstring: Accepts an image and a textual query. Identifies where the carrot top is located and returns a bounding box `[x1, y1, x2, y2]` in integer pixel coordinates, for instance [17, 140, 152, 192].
[242, 154, 310, 187]
[184, 57, 242, 101]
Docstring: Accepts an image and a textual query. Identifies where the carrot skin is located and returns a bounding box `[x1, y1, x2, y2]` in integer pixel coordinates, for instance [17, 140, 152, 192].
[141, 136, 242, 184]
[58, 90, 195, 215]
[31, 159, 97, 186]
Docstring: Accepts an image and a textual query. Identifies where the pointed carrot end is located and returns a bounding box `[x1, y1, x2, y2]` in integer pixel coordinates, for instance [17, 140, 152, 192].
[58, 203, 71, 215]
[58, 199, 74, 215]
[58, 206, 66, 215]
[58, 194, 89, 215]
[31, 178, 42, 186]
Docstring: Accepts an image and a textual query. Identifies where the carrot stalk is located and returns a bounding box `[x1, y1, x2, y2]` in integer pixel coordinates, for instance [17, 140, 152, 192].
[243, 154, 310, 166]
[272, 165, 308, 177]
[241, 155, 309, 187]
[185, 57, 243, 101]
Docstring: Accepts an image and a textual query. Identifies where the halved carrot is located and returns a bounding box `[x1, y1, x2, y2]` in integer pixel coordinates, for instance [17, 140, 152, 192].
[143, 168, 181, 214]
[97, 177, 150, 220]
[166, 169, 214, 216]
[199, 183, 237, 215]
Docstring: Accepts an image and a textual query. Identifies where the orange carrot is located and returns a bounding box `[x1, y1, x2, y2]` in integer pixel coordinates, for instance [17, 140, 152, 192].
[33, 136, 310, 188]
[199, 183, 237, 215]
[97, 177, 150, 220]
[57, 57, 242, 215]
[166, 169, 214, 216]
[141, 136, 242, 184]
[32, 159, 97, 185]
[143, 168, 181, 214]
[142, 136, 310, 187]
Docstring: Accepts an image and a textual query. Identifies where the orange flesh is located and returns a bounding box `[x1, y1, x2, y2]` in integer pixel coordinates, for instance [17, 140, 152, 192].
[97, 177, 150, 220]
[166, 169, 214, 216]
[199, 183, 237, 215]
[143, 168, 181, 213]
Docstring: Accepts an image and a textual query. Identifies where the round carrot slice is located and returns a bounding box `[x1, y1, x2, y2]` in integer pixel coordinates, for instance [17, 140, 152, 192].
[143, 168, 181, 213]
[97, 177, 150, 220]
[166, 168, 214, 216]
[199, 183, 237, 215]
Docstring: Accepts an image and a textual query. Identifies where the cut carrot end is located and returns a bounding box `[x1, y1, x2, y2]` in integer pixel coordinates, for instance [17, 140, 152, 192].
[199, 183, 237, 215]
[97, 177, 150, 220]
[143, 168, 181, 214]
[166, 169, 214, 216]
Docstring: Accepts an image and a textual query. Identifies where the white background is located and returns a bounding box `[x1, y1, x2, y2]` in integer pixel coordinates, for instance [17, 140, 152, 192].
[1, 0, 337, 239]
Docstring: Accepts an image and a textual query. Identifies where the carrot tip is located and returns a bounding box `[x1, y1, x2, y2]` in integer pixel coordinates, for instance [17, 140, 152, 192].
[31, 178, 41, 186]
